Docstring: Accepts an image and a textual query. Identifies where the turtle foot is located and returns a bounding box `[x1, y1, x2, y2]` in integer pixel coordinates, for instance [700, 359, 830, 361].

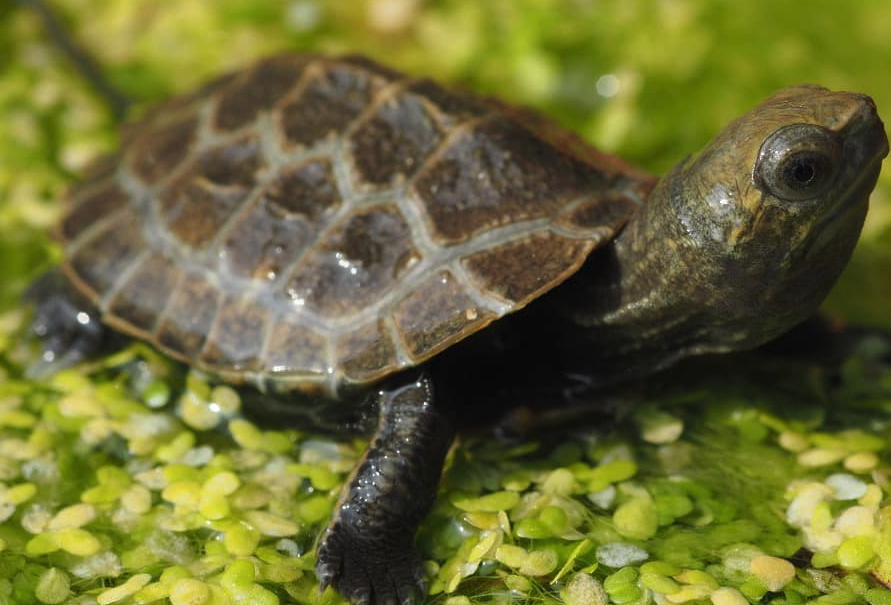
[317, 520, 425, 605]
[315, 373, 454, 605]
[23, 270, 116, 378]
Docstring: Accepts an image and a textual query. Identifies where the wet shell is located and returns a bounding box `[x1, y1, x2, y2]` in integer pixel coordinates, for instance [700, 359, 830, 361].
[58, 54, 650, 396]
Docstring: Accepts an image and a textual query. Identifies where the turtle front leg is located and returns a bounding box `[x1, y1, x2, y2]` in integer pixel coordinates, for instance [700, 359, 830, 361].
[317, 373, 454, 605]
[24, 270, 118, 377]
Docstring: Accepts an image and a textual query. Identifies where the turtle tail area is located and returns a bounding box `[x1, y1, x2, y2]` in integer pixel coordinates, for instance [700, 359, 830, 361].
[23, 269, 121, 378]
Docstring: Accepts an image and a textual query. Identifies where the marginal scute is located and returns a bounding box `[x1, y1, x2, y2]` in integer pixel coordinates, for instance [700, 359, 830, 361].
[128, 71, 237, 138]
[405, 79, 490, 126]
[346, 90, 444, 190]
[155, 272, 220, 359]
[461, 232, 595, 307]
[201, 294, 271, 371]
[59, 181, 130, 243]
[336, 319, 398, 383]
[414, 116, 603, 245]
[338, 55, 403, 80]
[554, 192, 636, 236]
[128, 114, 199, 183]
[213, 54, 309, 132]
[66, 213, 145, 300]
[282, 205, 420, 318]
[278, 62, 390, 149]
[65, 154, 120, 200]
[106, 253, 181, 334]
[393, 270, 496, 361]
[264, 315, 329, 378]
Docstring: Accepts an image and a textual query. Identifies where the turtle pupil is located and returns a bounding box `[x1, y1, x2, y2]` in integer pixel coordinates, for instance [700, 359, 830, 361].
[791, 161, 815, 185]
[781, 153, 826, 191]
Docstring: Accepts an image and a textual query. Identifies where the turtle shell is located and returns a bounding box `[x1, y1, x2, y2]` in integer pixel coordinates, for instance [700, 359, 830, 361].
[58, 54, 653, 396]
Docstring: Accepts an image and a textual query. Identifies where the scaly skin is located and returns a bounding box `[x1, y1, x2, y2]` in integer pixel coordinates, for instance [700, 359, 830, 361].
[316, 374, 454, 605]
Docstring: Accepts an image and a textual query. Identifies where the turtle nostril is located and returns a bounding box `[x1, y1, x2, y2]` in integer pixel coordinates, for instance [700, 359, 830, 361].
[857, 93, 878, 114]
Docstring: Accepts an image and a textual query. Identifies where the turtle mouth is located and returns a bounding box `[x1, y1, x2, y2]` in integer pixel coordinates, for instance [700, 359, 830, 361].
[832, 157, 882, 220]
[800, 155, 883, 261]
[803, 107, 888, 253]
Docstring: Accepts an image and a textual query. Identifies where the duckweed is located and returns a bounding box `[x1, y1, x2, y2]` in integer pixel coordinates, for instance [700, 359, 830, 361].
[0, 340, 888, 605]
[826, 473, 868, 500]
[224, 522, 262, 556]
[612, 497, 658, 540]
[867, 588, 891, 605]
[799, 448, 851, 467]
[55, 527, 103, 556]
[711, 587, 748, 605]
[585, 460, 638, 492]
[837, 535, 877, 570]
[637, 410, 684, 444]
[749, 554, 795, 591]
[519, 549, 559, 577]
[451, 490, 521, 512]
[844, 452, 879, 473]
[34, 567, 69, 604]
[675, 569, 718, 589]
[169, 577, 211, 605]
[203, 471, 240, 495]
[2, 482, 36, 504]
[561, 573, 609, 605]
[639, 571, 681, 594]
[97, 573, 152, 604]
[242, 510, 300, 537]
[179, 392, 224, 431]
[120, 483, 153, 514]
[666, 583, 716, 603]
[198, 492, 231, 521]
[603, 567, 642, 604]
[163, 481, 203, 507]
[495, 544, 530, 569]
[596, 543, 649, 568]
[504, 573, 532, 593]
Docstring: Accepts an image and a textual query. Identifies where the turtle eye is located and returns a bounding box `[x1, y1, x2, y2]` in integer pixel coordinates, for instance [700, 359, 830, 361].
[754, 123, 840, 202]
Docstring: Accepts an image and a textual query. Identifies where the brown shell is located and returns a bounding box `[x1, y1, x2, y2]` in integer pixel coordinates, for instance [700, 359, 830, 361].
[58, 54, 654, 396]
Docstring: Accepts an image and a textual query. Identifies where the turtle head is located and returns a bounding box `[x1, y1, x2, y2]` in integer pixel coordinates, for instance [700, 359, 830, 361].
[559, 87, 886, 382]
[661, 85, 888, 348]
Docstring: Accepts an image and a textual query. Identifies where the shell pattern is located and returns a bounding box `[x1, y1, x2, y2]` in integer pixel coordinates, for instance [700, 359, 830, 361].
[58, 54, 648, 396]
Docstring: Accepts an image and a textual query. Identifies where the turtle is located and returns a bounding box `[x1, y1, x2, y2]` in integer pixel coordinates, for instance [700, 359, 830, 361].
[26, 53, 888, 605]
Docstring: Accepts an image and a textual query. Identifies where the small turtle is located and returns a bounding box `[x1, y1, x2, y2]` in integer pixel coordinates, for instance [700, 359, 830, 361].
[27, 54, 887, 605]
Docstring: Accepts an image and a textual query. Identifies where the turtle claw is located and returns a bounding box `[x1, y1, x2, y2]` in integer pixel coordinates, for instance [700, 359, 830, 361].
[315, 549, 338, 596]
[397, 577, 424, 605]
[316, 521, 426, 605]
